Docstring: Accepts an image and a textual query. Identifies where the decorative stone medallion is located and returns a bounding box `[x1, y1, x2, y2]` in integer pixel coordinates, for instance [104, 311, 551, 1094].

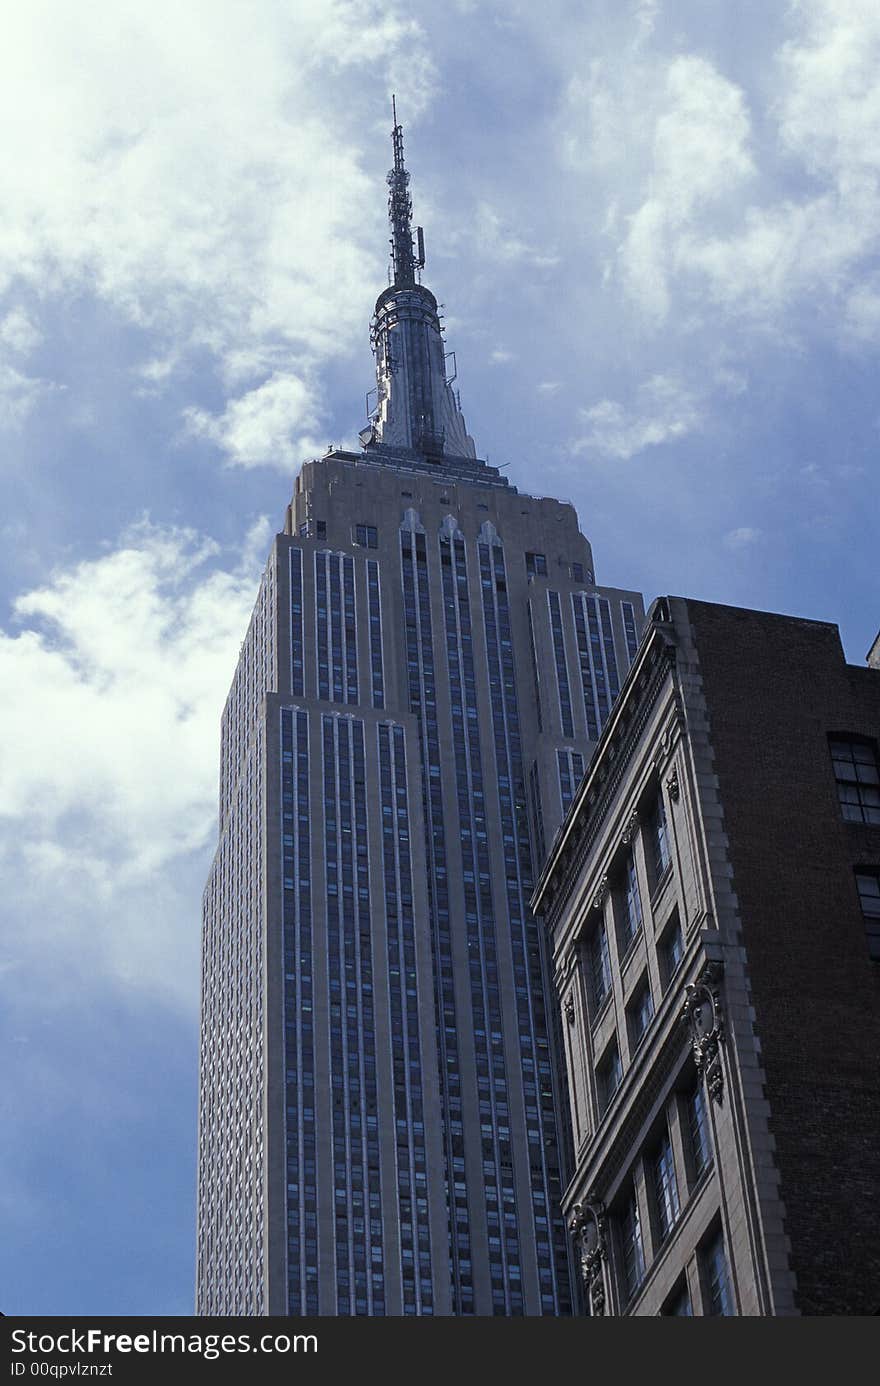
[569, 1198, 608, 1315]
[681, 960, 725, 1103]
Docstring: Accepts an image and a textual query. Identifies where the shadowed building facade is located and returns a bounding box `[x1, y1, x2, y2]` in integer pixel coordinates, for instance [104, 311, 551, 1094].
[534, 598, 880, 1315]
[196, 115, 644, 1316]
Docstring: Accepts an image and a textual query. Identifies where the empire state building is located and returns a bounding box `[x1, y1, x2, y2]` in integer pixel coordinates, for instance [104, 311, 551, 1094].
[196, 111, 645, 1316]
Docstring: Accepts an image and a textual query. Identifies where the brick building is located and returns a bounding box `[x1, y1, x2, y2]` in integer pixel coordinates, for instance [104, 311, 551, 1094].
[532, 597, 880, 1315]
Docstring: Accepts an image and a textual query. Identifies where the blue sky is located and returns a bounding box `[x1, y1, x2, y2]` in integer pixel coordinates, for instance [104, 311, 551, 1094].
[1, 0, 878, 1315]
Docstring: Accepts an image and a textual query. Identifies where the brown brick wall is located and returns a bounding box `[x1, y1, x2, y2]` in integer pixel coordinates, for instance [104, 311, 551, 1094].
[686, 600, 880, 1315]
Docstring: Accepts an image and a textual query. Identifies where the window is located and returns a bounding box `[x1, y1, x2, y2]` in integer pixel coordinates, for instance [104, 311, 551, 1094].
[627, 977, 653, 1050]
[662, 1279, 692, 1316]
[660, 911, 684, 987]
[619, 851, 643, 952]
[316, 520, 326, 538]
[587, 919, 612, 1013]
[648, 792, 671, 884]
[651, 1129, 680, 1242]
[525, 551, 547, 577]
[686, 1077, 712, 1183]
[856, 870, 880, 961]
[622, 600, 639, 665]
[571, 561, 585, 582]
[596, 1039, 622, 1114]
[353, 523, 378, 549]
[619, 1186, 645, 1300]
[701, 1226, 734, 1315]
[830, 737, 880, 824]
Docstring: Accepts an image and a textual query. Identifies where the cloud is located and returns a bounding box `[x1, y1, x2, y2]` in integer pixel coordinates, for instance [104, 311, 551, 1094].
[0, 304, 50, 428]
[488, 347, 516, 365]
[0, 1, 434, 462]
[844, 279, 880, 343]
[0, 307, 41, 355]
[469, 203, 559, 269]
[559, 1, 880, 341]
[616, 56, 755, 323]
[0, 362, 56, 431]
[777, 0, 880, 178]
[680, 3, 880, 321]
[184, 372, 323, 469]
[573, 374, 701, 461]
[0, 518, 268, 999]
[723, 526, 763, 550]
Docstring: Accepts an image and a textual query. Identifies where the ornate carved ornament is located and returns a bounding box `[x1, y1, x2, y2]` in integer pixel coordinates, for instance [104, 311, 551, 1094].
[564, 994, 576, 1025]
[681, 959, 725, 1104]
[591, 875, 609, 912]
[660, 710, 681, 761]
[621, 808, 639, 846]
[666, 766, 681, 802]
[569, 1198, 608, 1315]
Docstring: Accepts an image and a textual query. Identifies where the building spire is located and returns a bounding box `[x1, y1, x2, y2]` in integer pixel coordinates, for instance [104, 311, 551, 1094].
[364, 103, 476, 462]
[387, 96, 425, 288]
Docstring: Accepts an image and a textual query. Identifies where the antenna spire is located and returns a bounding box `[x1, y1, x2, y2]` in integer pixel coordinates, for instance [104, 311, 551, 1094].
[387, 96, 425, 287]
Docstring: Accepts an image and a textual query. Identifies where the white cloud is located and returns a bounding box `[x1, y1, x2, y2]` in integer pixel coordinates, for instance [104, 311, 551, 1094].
[0, 515, 275, 1003]
[185, 372, 323, 469]
[1, 519, 263, 866]
[723, 526, 763, 550]
[0, 362, 54, 431]
[133, 353, 179, 394]
[559, 2, 880, 343]
[844, 280, 880, 343]
[0, 519, 268, 999]
[0, 1, 434, 461]
[617, 56, 755, 323]
[0, 307, 41, 355]
[573, 374, 701, 461]
[488, 347, 516, 365]
[680, 1, 880, 320]
[777, 0, 880, 178]
[469, 203, 559, 269]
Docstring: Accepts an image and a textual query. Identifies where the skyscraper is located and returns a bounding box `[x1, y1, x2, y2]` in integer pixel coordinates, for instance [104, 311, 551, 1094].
[196, 111, 645, 1317]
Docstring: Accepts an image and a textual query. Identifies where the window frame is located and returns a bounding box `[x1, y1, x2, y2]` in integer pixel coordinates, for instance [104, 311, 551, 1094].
[626, 974, 654, 1052]
[682, 1072, 713, 1188]
[617, 849, 643, 956]
[595, 1037, 622, 1115]
[829, 735, 880, 825]
[661, 1276, 692, 1316]
[353, 523, 378, 549]
[525, 551, 548, 578]
[617, 1182, 646, 1304]
[647, 790, 672, 890]
[650, 1127, 681, 1245]
[585, 916, 613, 1018]
[855, 867, 880, 962]
[700, 1223, 735, 1316]
[659, 909, 684, 989]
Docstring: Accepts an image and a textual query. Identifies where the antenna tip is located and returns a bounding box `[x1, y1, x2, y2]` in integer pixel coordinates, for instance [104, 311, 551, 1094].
[392, 93, 397, 126]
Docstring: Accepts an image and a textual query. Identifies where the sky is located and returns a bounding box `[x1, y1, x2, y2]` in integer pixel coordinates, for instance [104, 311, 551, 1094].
[1, 0, 878, 1315]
